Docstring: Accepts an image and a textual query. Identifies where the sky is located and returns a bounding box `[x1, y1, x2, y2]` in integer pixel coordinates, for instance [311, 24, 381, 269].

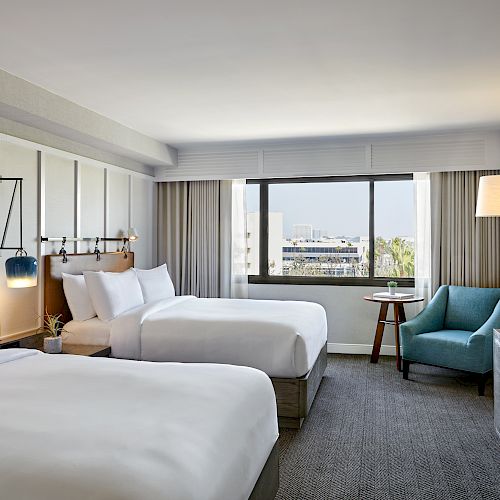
[246, 180, 414, 239]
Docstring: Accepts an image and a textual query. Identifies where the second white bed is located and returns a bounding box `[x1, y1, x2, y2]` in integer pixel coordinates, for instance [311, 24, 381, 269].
[64, 296, 327, 378]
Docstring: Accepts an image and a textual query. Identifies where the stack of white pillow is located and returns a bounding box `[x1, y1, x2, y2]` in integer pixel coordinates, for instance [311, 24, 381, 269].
[62, 264, 176, 322]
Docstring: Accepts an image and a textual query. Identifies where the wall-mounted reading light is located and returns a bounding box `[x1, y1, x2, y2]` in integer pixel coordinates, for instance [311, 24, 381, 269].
[128, 227, 139, 241]
[1, 177, 38, 288]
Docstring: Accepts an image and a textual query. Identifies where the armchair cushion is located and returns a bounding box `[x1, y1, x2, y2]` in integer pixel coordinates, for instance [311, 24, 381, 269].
[444, 286, 500, 331]
[403, 330, 479, 373]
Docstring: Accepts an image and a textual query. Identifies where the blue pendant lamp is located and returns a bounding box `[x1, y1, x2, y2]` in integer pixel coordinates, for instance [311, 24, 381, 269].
[1, 178, 38, 288]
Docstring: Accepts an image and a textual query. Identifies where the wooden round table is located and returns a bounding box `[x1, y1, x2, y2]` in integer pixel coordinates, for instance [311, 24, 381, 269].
[363, 295, 424, 371]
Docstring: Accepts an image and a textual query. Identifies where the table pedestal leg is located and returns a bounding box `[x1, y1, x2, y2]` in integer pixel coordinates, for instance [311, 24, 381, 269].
[370, 302, 388, 364]
[395, 303, 407, 372]
[394, 303, 401, 372]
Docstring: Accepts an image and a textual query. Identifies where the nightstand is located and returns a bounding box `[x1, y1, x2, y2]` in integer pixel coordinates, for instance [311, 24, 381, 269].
[0, 332, 44, 350]
[61, 344, 111, 357]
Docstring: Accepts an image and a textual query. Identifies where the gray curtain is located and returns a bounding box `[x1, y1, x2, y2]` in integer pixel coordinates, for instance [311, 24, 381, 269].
[157, 180, 232, 297]
[431, 170, 500, 289]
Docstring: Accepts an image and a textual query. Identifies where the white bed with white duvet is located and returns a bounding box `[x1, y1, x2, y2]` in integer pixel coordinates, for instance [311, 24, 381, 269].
[0, 349, 279, 500]
[64, 295, 327, 378]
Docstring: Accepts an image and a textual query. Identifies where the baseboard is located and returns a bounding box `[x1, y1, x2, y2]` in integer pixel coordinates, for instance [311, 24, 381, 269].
[327, 343, 396, 356]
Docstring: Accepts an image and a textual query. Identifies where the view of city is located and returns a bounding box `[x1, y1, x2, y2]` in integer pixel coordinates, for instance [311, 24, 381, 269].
[246, 180, 415, 278]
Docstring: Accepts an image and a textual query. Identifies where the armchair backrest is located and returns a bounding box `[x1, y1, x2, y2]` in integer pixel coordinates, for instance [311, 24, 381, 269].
[444, 285, 500, 331]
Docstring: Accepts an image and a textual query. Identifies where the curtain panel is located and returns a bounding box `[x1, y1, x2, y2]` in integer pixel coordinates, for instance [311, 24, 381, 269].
[431, 170, 500, 289]
[158, 180, 222, 297]
[158, 180, 248, 298]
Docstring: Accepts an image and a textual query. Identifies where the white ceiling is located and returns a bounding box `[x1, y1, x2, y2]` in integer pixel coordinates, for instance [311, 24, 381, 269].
[1, 0, 500, 146]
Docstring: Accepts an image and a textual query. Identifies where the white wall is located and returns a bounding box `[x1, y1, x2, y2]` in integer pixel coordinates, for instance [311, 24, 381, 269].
[249, 284, 420, 354]
[0, 133, 155, 341]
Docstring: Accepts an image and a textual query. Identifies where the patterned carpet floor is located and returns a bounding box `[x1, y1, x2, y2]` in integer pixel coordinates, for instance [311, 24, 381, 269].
[276, 354, 500, 500]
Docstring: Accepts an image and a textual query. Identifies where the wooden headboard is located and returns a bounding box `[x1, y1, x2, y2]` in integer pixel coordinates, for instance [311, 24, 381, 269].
[44, 252, 134, 323]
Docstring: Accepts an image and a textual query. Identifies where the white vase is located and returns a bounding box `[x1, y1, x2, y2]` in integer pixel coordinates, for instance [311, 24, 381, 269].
[44, 336, 62, 354]
[388, 287, 396, 296]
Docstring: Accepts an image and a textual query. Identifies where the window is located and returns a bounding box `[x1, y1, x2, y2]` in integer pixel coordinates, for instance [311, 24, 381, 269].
[246, 174, 415, 286]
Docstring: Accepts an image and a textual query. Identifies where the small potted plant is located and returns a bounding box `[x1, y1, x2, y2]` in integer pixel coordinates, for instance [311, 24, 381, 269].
[40, 311, 65, 354]
[387, 281, 398, 296]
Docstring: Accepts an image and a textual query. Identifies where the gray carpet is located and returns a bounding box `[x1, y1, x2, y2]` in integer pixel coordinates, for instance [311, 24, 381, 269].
[277, 354, 500, 500]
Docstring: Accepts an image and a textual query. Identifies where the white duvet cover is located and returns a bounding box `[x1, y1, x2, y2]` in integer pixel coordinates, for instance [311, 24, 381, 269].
[111, 296, 327, 378]
[0, 349, 278, 500]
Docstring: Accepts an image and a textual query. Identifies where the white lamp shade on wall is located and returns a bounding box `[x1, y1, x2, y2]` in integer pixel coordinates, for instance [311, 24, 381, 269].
[476, 175, 500, 217]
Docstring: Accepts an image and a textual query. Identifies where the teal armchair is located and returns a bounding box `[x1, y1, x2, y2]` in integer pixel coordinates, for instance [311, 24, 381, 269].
[400, 285, 500, 395]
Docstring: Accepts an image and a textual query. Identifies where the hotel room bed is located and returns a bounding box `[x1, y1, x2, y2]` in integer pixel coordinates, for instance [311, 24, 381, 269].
[64, 295, 327, 378]
[46, 252, 328, 428]
[0, 349, 279, 500]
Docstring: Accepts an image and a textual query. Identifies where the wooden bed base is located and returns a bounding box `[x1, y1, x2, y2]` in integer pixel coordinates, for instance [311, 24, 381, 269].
[271, 342, 327, 429]
[249, 441, 279, 500]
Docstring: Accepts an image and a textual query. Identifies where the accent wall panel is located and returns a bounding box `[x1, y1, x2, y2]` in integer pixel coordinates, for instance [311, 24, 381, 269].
[107, 170, 130, 251]
[44, 153, 75, 254]
[0, 141, 38, 337]
[78, 163, 105, 253]
[131, 177, 154, 268]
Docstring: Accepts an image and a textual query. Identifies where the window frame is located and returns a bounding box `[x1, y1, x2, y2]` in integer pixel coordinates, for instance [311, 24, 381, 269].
[247, 173, 415, 287]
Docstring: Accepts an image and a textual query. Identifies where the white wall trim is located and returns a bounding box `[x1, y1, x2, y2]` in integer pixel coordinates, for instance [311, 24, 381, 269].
[0, 132, 155, 180]
[36, 150, 45, 330]
[157, 128, 500, 182]
[327, 342, 396, 356]
[0, 68, 176, 169]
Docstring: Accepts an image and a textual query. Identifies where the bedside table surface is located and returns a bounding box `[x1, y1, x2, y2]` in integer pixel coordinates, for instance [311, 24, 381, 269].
[61, 344, 111, 357]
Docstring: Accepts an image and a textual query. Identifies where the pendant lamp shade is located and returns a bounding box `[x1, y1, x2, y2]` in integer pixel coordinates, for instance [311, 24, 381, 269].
[5, 252, 38, 288]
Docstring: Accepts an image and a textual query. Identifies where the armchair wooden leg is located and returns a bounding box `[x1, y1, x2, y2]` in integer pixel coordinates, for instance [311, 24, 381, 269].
[478, 372, 490, 396]
[403, 359, 410, 380]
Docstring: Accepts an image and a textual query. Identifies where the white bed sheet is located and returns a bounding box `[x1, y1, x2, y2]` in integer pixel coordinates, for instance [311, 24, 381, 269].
[0, 349, 278, 500]
[63, 317, 111, 346]
[110, 296, 327, 378]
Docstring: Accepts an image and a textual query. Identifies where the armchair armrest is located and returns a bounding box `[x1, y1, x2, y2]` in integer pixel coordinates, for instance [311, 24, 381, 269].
[468, 299, 500, 346]
[400, 285, 448, 336]
[467, 299, 500, 373]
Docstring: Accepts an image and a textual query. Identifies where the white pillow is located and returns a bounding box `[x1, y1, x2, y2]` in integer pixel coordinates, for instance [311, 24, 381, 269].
[62, 273, 97, 321]
[134, 264, 175, 303]
[84, 269, 144, 322]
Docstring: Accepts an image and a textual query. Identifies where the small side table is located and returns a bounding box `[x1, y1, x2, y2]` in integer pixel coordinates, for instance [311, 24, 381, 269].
[363, 295, 424, 371]
[61, 344, 111, 357]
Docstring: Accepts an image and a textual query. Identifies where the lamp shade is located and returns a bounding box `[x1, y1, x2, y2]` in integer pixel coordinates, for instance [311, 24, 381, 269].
[476, 175, 500, 217]
[128, 227, 139, 241]
[5, 254, 38, 288]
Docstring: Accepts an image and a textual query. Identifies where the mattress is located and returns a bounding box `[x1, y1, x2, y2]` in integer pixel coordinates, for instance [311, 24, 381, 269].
[63, 317, 111, 345]
[112, 296, 328, 377]
[65, 297, 327, 377]
[0, 349, 278, 500]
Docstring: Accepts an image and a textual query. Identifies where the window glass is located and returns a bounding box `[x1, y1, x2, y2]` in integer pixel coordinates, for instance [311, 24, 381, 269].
[267, 182, 369, 277]
[374, 180, 415, 277]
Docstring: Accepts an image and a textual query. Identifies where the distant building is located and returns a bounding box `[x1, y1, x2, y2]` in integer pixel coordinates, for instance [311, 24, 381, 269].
[293, 224, 313, 240]
[312, 228, 327, 239]
[282, 238, 369, 277]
